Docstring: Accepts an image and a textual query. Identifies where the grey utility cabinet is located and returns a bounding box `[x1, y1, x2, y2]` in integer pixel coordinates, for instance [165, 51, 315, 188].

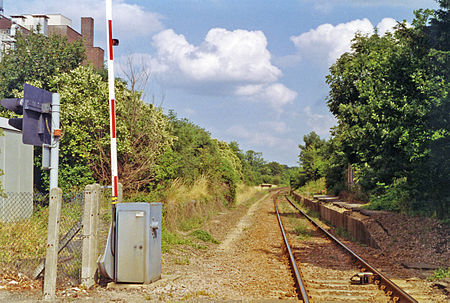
[115, 202, 162, 283]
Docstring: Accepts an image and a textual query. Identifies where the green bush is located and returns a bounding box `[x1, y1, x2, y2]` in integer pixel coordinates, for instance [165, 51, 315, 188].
[365, 178, 409, 212]
[190, 230, 220, 244]
[427, 268, 450, 281]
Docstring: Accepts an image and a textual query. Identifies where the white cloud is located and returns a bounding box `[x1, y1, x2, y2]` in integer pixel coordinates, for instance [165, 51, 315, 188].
[304, 106, 336, 136]
[263, 84, 297, 107]
[235, 83, 297, 108]
[183, 108, 196, 116]
[227, 125, 297, 150]
[151, 28, 296, 108]
[290, 18, 404, 66]
[291, 18, 373, 65]
[258, 121, 290, 134]
[376, 18, 399, 35]
[152, 28, 281, 83]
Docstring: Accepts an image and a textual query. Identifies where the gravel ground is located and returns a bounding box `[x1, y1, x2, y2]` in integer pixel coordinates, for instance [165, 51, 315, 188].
[0, 190, 448, 302]
[278, 196, 449, 303]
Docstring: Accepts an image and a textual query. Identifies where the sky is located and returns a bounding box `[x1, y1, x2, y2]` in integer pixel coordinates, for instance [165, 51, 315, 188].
[5, 0, 440, 167]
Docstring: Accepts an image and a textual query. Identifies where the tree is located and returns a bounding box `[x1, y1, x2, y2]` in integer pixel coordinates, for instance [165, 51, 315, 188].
[0, 31, 85, 101]
[40, 66, 174, 192]
[243, 150, 266, 185]
[119, 53, 165, 107]
[298, 132, 330, 181]
[157, 113, 241, 203]
[325, 6, 449, 217]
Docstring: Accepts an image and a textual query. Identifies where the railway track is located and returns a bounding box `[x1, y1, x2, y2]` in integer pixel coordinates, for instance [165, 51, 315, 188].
[273, 193, 418, 303]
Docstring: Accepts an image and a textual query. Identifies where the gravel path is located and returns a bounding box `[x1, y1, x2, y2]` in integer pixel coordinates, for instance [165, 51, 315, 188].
[136, 192, 298, 301]
[40, 191, 298, 302]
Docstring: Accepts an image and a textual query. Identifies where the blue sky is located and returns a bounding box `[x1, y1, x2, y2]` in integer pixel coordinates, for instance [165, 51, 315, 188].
[7, 0, 439, 166]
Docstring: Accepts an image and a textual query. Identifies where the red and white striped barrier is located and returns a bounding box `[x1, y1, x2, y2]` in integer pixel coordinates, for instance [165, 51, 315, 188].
[106, 0, 118, 202]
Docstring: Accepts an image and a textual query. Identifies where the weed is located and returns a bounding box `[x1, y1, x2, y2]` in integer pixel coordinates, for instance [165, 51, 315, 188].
[182, 290, 213, 300]
[143, 294, 153, 300]
[306, 209, 320, 219]
[293, 221, 311, 240]
[335, 227, 355, 241]
[190, 230, 220, 244]
[195, 244, 208, 250]
[298, 178, 326, 198]
[174, 256, 190, 265]
[179, 216, 204, 232]
[161, 230, 192, 253]
[101, 211, 111, 223]
[427, 268, 450, 281]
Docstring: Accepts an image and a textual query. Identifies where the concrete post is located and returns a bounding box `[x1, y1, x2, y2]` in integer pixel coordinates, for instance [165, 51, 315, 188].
[81, 184, 101, 288]
[43, 187, 63, 300]
[117, 183, 123, 203]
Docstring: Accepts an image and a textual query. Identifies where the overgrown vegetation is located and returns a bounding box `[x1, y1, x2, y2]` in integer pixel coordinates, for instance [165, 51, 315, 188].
[296, 178, 327, 198]
[293, 220, 312, 240]
[427, 268, 450, 281]
[0, 29, 289, 201]
[190, 230, 220, 244]
[291, 2, 449, 219]
[0, 206, 48, 266]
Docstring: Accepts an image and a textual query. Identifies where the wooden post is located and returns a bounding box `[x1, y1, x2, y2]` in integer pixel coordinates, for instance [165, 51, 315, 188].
[43, 187, 63, 300]
[81, 184, 101, 288]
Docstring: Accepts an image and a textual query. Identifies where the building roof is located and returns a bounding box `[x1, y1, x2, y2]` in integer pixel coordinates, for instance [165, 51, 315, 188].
[0, 14, 11, 29]
[31, 15, 49, 19]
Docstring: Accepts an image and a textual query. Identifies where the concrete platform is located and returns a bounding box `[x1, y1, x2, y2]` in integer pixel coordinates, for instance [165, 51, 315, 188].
[291, 192, 380, 249]
[313, 195, 341, 202]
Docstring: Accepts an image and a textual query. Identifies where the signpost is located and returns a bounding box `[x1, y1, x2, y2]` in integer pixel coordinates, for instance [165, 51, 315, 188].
[1, 84, 62, 300]
[0, 84, 60, 189]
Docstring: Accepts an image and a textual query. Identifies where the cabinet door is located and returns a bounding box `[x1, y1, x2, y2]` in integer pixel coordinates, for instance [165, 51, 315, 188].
[116, 210, 145, 283]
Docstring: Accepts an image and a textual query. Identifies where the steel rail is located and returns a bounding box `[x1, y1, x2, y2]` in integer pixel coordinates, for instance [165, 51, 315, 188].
[285, 195, 418, 303]
[273, 194, 310, 303]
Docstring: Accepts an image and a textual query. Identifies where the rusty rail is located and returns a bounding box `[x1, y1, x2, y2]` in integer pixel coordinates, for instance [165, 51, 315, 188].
[273, 194, 310, 302]
[284, 195, 418, 303]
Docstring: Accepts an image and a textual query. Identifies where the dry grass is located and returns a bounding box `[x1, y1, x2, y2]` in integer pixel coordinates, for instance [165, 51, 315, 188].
[0, 206, 49, 272]
[236, 184, 265, 205]
[298, 178, 326, 198]
[163, 176, 225, 231]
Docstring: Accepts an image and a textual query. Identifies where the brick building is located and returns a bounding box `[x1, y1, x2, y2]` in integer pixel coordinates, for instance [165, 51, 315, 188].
[0, 14, 104, 69]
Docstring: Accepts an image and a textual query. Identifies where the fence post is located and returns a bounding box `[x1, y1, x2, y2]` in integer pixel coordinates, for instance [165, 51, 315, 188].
[43, 187, 63, 300]
[81, 184, 101, 288]
[117, 182, 123, 203]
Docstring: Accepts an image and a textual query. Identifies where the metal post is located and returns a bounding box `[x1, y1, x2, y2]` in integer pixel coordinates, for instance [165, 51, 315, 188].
[49, 93, 60, 190]
[43, 187, 62, 300]
[106, 0, 119, 281]
[106, 0, 118, 201]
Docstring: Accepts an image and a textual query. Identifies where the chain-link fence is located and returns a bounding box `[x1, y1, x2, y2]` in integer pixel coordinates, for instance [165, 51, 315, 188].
[0, 189, 86, 287]
[56, 191, 85, 287]
[0, 192, 48, 277]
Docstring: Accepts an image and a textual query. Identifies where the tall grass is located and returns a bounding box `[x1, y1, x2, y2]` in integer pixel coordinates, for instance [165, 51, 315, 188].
[0, 205, 50, 279]
[236, 184, 265, 205]
[163, 176, 225, 231]
[297, 178, 326, 198]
